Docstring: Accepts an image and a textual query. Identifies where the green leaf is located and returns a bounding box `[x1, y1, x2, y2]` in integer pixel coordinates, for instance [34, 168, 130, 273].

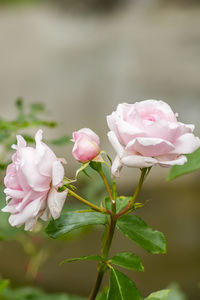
[104, 196, 131, 213]
[116, 197, 131, 213]
[168, 148, 200, 180]
[96, 288, 108, 300]
[107, 268, 143, 300]
[45, 211, 108, 239]
[60, 255, 102, 266]
[109, 252, 144, 272]
[117, 215, 166, 254]
[0, 279, 10, 293]
[145, 289, 170, 300]
[51, 136, 71, 145]
[167, 283, 187, 300]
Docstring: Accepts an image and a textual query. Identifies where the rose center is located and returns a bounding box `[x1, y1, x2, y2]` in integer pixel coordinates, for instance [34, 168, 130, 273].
[142, 114, 156, 126]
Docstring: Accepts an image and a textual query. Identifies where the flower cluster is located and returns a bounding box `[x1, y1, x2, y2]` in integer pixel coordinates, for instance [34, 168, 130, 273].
[2, 99, 200, 230]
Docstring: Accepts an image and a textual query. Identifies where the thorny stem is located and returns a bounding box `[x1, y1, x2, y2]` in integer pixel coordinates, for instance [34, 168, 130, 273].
[68, 189, 107, 214]
[89, 169, 149, 299]
[89, 169, 117, 300]
[89, 213, 116, 300]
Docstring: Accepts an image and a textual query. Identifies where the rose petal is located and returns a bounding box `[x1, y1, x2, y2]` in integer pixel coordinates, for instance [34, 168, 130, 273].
[20, 147, 51, 192]
[47, 188, 67, 219]
[8, 196, 42, 227]
[111, 156, 123, 177]
[135, 99, 177, 122]
[121, 155, 157, 168]
[107, 131, 125, 158]
[157, 155, 187, 167]
[73, 128, 100, 145]
[72, 136, 100, 163]
[11, 135, 27, 150]
[172, 133, 200, 154]
[2, 201, 19, 213]
[35, 130, 57, 177]
[4, 188, 26, 199]
[40, 206, 51, 221]
[52, 160, 65, 186]
[126, 137, 175, 157]
[107, 112, 146, 145]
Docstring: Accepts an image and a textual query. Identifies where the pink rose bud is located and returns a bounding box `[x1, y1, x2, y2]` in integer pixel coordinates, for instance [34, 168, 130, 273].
[2, 129, 67, 231]
[107, 100, 200, 176]
[72, 128, 100, 163]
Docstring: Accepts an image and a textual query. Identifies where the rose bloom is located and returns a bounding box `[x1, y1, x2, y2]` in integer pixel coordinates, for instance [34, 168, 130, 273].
[107, 100, 200, 176]
[2, 130, 67, 231]
[72, 128, 101, 163]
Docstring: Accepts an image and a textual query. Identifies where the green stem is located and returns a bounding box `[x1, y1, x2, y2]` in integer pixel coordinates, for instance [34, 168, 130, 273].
[116, 168, 147, 219]
[68, 189, 107, 214]
[89, 179, 116, 300]
[99, 170, 113, 201]
[89, 214, 116, 300]
[89, 266, 105, 300]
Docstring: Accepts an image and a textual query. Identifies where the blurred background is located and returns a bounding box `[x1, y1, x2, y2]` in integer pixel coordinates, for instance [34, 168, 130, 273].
[0, 0, 199, 299]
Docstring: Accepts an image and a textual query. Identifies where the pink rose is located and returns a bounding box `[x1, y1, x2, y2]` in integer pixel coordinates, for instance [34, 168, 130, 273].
[107, 100, 200, 176]
[72, 128, 100, 163]
[2, 130, 67, 231]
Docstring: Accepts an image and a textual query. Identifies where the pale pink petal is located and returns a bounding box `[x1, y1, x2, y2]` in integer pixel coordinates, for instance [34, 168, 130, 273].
[4, 163, 21, 190]
[73, 128, 100, 145]
[52, 160, 65, 186]
[16, 191, 45, 212]
[107, 113, 117, 133]
[16, 168, 31, 191]
[178, 122, 194, 133]
[111, 156, 123, 177]
[135, 99, 177, 122]
[4, 188, 26, 199]
[107, 131, 125, 158]
[172, 133, 200, 154]
[2, 203, 19, 213]
[72, 136, 100, 163]
[121, 155, 157, 168]
[35, 129, 46, 163]
[2, 198, 22, 213]
[40, 207, 51, 221]
[11, 135, 27, 150]
[8, 197, 42, 227]
[47, 188, 67, 219]
[116, 118, 146, 144]
[107, 113, 146, 145]
[126, 137, 175, 157]
[157, 155, 187, 167]
[35, 130, 57, 177]
[20, 148, 51, 191]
